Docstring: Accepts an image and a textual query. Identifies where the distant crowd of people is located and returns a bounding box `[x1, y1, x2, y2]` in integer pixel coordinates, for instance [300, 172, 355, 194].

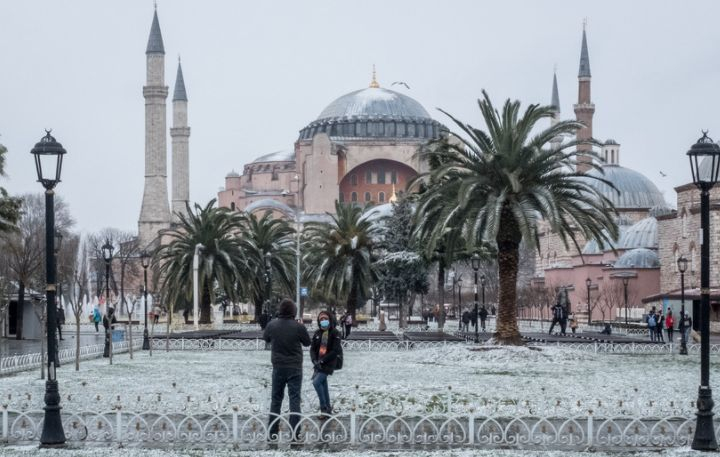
[645, 306, 692, 343]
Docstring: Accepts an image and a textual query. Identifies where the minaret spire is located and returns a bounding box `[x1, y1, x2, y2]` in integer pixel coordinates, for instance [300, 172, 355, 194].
[138, 7, 171, 247]
[171, 59, 191, 222]
[550, 70, 562, 150]
[369, 64, 380, 88]
[573, 22, 595, 173]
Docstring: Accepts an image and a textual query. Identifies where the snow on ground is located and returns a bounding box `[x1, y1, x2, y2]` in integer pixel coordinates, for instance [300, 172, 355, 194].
[0, 444, 713, 457]
[2, 345, 718, 416]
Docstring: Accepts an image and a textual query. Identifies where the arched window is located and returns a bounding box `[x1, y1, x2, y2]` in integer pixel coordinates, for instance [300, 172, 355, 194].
[351, 192, 358, 202]
[673, 246, 679, 272]
[690, 244, 697, 273]
[390, 170, 398, 184]
[364, 192, 371, 202]
[351, 174, 358, 186]
[339, 192, 345, 203]
[681, 209, 688, 238]
[365, 170, 372, 184]
[230, 202, 236, 211]
[379, 192, 385, 202]
[377, 169, 386, 184]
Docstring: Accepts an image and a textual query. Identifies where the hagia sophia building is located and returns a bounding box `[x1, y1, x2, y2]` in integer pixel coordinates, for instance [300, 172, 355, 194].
[136, 8, 720, 328]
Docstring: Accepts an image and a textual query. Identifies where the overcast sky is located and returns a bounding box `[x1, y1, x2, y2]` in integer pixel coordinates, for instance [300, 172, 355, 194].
[1, 0, 719, 234]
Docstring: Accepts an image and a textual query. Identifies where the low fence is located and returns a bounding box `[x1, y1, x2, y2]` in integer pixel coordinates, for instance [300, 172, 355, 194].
[0, 339, 144, 376]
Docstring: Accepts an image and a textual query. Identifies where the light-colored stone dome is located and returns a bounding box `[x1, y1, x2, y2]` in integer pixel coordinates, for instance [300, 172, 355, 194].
[299, 87, 443, 141]
[614, 248, 660, 269]
[618, 217, 658, 250]
[252, 150, 295, 163]
[583, 164, 667, 210]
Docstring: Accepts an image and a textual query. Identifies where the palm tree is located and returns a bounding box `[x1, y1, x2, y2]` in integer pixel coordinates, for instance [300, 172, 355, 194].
[411, 91, 618, 344]
[0, 143, 22, 233]
[241, 211, 296, 321]
[303, 202, 382, 320]
[155, 199, 248, 323]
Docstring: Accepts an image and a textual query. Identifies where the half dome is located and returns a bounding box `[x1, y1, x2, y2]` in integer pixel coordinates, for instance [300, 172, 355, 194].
[252, 150, 295, 163]
[582, 164, 666, 210]
[618, 217, 658, 250]
[299, 87, 443, 141]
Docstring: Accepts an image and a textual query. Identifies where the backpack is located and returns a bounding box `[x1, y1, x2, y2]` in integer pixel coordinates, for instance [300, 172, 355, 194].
[334, 333, 344, 370]
[647, 314, 656, 327]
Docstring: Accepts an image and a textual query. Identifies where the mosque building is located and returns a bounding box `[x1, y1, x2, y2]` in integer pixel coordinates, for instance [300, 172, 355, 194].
[217, 68, 444, 219]
[533, 27, 672, 323]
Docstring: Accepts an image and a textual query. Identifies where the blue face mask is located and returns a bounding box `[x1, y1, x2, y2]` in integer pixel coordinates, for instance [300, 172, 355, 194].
[320, 319, 330, 329]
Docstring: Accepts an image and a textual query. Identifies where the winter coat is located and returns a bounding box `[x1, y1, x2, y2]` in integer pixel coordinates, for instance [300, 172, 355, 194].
[310, 315, 342, 375]
[263, 314, 311, 368]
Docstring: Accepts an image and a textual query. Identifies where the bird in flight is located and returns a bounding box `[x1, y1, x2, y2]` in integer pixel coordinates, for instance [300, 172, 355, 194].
[659, 171, 667, 177]
[391, 81, 410, 89]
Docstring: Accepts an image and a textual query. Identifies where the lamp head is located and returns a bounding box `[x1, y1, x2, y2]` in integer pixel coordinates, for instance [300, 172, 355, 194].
[101, 239, 114, 263]
[30, 130, 67, 190]
[140, 250, 151, 269]
[687, 130, 720, 189]
[471, 252, 481, 271]
[677, 255, 688, 274]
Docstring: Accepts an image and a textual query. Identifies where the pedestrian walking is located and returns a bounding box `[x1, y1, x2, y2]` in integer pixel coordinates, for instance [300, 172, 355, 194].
[548, 303, 564, 335]
[92, 306, 101, 332]
[479, 305, 488, 331]
[378, 309, 387, 332]
[647, 309, 657, 342]
[461, 310, 470, 332]
[343, 313, 353, 339]
[153, 305, 161, 325]
[680, 312, 692, 345]
[470, 309, 478, 332]
[655, 310, 664, 342]
[665, 309, 674, 343]
[310, 310, 343, 420]
[56, 305, 66, 340]
[263, 299, 311, 441]
[569, 313, 578, 334]
[102, 306, 117, 358]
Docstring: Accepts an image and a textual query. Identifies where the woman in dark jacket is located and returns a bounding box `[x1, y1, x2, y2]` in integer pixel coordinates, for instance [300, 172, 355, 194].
[310, 310, 342, 418]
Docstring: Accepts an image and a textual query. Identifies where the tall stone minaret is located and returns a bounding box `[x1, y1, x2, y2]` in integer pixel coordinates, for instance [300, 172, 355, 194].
[138, 8, 171, 247]
[549, 70, 562, 150]
[171, 59, 190, 222]
[573, 23, 595, 173]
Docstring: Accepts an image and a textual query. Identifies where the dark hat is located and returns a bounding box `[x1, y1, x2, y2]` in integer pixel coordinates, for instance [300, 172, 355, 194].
[277, 299, 296, 318]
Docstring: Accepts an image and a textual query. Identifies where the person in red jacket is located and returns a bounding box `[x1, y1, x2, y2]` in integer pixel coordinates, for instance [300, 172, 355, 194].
[665, 309, 674, 343]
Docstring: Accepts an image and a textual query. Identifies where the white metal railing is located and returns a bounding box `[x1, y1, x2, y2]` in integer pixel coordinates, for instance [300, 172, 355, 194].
[0, 338, 144, 376]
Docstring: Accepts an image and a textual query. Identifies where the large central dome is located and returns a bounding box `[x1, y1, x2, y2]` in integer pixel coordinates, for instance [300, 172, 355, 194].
[582, 164, 667, 210]
[298, 86, 443, 141]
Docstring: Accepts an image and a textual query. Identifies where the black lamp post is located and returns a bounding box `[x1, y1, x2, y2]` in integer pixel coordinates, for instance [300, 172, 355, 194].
[101, 240, 114, 359]
[471, 253, 480, 343]
[264, 251, 273, 316]
[54, 231, 63, 363]
[140, 251, 151, 351]
[687, 131, 719, 451]
[678, 255, 689, 356]
[585, 278, 592, 325]
[31, 130, 67, 446]
[622, 277, 629, 326]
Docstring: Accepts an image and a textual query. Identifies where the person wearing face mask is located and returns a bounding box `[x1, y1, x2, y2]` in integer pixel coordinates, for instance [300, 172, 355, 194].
[310, 310, 343, 419]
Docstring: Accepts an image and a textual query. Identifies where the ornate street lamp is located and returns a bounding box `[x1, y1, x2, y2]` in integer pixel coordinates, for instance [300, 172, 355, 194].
[677, 255, 689, 355]
[264, 251, 273, 316]
[471, 253, 480, 343]
[54, 231, 64, 361]
[687, 131, 719, 451]
[101, 239, 114, 360]
[140, 251, 151, 351]
[31, 130, 67, 446]
[585, 278, 592, 326]
[622, 276, 630, 326]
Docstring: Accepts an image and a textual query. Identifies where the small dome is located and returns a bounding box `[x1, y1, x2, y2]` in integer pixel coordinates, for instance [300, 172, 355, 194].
[649, 204, 675, 218]
[299, 87, 443, 141]
[226, 170, 240, 178]
[582, 223, 629, 255]
[604, 139, 619, 145]
[582, 164, 667, 209]
[252, 150, 295, 163]
[618, 217, 658, 249]
[614, 248, 660, 269]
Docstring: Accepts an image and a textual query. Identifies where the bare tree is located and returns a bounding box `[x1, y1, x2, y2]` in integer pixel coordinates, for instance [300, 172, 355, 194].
[64, 234, 88, 370]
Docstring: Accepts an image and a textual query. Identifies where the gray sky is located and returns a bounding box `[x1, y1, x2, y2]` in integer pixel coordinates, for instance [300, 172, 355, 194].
[1, 0, 719, 234]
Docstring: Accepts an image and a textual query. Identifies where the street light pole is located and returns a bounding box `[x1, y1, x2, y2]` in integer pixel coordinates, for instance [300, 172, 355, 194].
[192, 243, 204, 330]
[31, 131, 67, 446]
[471, 253, 480, 343]
[295, 214, 302, 320]
[687, 131, 719, 451]
[586, 278, 592, 326]
[102, 240, 114, 361]
[622, 277, 629, 326]
[678, 256, 688, 355]
[140, 251, 151, 350]
[265, 252, 273, 316]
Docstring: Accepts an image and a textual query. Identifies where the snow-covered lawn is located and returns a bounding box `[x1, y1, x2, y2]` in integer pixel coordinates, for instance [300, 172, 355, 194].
[2, 345, 719, 416]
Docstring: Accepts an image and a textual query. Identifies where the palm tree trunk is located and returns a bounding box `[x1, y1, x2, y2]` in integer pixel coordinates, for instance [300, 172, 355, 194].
[200, 282, 211, 324]
[494, 209, 523, 345]
[437, 260, 445, 331]
[75, 313, 80, 371]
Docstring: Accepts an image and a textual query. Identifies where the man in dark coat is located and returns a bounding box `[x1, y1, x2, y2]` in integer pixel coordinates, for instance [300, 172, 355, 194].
[479, 305, 489, 331]
[263, 299, 311, 440]
[56, 305, 66, 340]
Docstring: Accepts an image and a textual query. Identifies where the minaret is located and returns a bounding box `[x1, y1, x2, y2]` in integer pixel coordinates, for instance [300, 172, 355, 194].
[171, 58, 190, 222]
[573, 23, 595, 173]
[550, 70, 562, 150]
[138, 8, 171, 247]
